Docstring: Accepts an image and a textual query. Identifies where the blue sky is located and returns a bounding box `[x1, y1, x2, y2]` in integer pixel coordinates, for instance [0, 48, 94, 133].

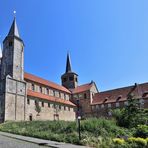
[0, 0, 148, 91]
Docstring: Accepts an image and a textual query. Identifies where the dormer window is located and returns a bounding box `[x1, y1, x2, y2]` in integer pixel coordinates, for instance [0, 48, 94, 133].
[142, 91, 148, 97]
[116, 95, 122, 101]
[103, 97, 108, 103]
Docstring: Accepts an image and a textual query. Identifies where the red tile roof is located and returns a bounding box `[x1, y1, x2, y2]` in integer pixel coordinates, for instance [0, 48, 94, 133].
[71, 82, 94, 94]
[27, 89, 76, 107]
[92, 83, 148, 105]
[24, 72, 71, 94]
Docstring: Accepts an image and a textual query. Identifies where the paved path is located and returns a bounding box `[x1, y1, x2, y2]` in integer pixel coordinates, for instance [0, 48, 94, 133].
[0, 132, 88, 148]
[0, 134, 49, 148]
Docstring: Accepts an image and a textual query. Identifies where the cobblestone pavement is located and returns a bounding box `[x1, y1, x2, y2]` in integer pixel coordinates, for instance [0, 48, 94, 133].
[0, 135, 49, 148]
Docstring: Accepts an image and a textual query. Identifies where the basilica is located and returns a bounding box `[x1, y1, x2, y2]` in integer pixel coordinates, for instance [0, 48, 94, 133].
[0, 18, 147, 122]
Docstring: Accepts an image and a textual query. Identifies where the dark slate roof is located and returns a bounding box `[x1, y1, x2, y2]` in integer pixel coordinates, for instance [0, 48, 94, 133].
[66, 53, 72, 73]
[8, 18, 20, 37]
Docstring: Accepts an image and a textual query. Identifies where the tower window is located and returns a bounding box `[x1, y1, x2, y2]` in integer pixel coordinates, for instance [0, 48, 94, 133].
[63, 77, 67, 82]
[69, 76, 74, 81]
[9, 41, 13, 47]
[75, 77, 78, 82]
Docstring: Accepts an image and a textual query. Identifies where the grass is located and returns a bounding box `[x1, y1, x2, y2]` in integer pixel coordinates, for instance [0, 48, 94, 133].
[0, 118, 147, 148]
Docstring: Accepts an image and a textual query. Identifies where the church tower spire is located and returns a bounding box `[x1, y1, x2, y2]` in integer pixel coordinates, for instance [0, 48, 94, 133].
[1, 17, 24, 80]
[61, 52, 78, 89]
[7, 17, 20, 37]
[66, 52, 72, 73]
[0, 17, 26, 121]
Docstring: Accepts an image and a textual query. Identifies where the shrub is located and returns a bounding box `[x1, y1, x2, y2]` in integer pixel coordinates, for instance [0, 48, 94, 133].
[127, 137, 147, 148]
[134, 125, 148, 138]
[135, 137, 147, 146]
[112, 95, 148, 128]
[113, 138, 125, 145]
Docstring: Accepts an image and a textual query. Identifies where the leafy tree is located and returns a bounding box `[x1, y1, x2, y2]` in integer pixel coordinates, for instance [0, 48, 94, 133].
[112, 93, 148, 128]
[35, 100, 41, 115]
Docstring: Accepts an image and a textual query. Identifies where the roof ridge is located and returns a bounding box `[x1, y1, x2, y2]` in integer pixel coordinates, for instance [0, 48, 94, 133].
[99, 82, 148, 93]
[78, 82, 92, 87]
[24, 72, 71, 93]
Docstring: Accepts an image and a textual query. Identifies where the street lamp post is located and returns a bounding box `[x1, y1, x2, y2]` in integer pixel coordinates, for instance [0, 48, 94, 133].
[78, 116, 81, 140]
[76, 99, 81, 140]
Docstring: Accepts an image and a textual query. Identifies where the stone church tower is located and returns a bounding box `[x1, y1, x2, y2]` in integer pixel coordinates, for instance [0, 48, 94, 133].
[0, 18, 26, 122]
[61, 53, 78, 89]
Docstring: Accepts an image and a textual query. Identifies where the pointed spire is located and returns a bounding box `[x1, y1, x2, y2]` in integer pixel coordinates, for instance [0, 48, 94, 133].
[7, 17, 20, 37]
[66, 52, 72, 73]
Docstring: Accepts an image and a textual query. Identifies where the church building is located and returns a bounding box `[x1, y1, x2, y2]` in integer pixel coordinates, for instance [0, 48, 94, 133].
[0, 18, 147, 122]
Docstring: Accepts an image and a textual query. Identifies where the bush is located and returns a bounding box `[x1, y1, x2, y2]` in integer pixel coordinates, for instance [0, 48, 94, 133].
[112, 96, 148, 128]
[113, 138, 125, 145]
[134, 125, 148, 138]
[127, 137, 147, 148]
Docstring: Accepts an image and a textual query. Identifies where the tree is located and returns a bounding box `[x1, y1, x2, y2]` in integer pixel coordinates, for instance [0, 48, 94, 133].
[112, 94, 148, 128]
[35, 100, 41, 116]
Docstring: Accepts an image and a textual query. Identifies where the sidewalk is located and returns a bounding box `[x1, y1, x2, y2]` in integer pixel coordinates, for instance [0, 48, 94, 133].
[0, 132, 88, 148]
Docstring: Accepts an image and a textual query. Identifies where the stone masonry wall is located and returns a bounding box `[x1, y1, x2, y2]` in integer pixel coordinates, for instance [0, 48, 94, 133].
[26, 97, 76, 121]
[4, 77, 26, 121]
